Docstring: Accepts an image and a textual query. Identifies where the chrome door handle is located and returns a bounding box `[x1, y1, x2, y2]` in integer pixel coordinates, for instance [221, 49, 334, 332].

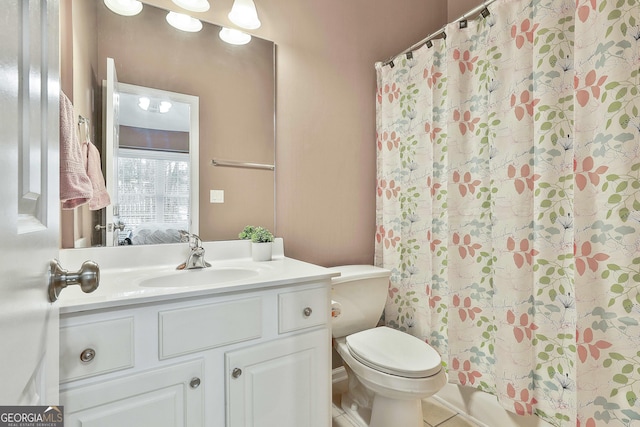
[48, 259, 100, 302]
[95, 223, 125, 232]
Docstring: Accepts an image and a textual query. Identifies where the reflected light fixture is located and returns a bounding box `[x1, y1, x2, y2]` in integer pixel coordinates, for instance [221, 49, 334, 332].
[159, 101, 172, 113]
[138, 97, 150, 111]
[104, 0, 143, 16]
[166, 11, 203, 32]
[228, 0, 261, 30]
[219, 27, 251, 45]
[138, 97, 173, 113]
[171, 0, 210, 13]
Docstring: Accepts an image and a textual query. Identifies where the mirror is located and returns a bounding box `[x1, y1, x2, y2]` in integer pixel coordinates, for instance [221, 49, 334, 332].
[106, 74, 200, 246]
[60, 0, 276, 248]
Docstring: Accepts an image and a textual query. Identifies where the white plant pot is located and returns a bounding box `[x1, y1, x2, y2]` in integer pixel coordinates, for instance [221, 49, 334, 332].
[251, 242, 272, 261]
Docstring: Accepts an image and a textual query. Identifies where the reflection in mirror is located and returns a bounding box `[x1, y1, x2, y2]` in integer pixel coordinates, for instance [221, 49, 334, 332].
[109, 81, 199, 246]
[60, 0, 275, 249]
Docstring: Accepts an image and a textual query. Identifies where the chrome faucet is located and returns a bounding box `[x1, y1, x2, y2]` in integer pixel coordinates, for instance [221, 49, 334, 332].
[177, 231, 211, 270]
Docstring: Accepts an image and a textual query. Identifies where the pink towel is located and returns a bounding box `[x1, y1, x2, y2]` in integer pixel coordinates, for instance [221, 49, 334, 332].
[60, 92, 92, 209]
[82, 138, 111, 210]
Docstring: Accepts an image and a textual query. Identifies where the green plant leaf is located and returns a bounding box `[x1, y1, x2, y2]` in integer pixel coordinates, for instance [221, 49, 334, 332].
[613, 374, 628, 384]
[608, 101, 622, 112]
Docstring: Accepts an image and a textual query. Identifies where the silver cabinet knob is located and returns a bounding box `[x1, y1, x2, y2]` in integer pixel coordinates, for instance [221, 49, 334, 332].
[80, 348, 95, 363]
[303, 307, 313, 317]
[190, 377, 201, 389]
[232, 368, 242, 379]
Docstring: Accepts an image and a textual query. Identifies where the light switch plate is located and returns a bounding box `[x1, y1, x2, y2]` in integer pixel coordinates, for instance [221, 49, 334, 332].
[210, 190, 224, 203]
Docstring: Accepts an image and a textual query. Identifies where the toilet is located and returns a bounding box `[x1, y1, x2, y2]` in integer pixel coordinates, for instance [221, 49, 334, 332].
[330, 265, 447, 427]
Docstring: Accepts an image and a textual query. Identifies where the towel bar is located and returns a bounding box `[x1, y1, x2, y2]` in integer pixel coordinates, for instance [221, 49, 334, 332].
[211, 159, 274, 171]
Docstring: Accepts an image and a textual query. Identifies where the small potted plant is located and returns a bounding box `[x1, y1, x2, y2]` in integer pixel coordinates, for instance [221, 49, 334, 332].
[239, 225, 274, 261]
[238, 225, 257, 241]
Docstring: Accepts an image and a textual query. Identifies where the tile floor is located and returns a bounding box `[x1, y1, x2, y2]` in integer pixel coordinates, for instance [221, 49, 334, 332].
[332, 389, 481, 427]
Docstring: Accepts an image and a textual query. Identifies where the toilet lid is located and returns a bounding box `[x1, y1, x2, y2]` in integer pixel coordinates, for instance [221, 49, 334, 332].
[346, 327, 442, 378]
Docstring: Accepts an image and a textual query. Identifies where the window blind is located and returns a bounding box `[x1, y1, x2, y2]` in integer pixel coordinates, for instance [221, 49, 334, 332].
[117, 148, 190, 243]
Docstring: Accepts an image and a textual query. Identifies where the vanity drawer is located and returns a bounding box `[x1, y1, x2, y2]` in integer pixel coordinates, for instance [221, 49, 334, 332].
[60, 317, 134, 383]
[279, 287, 329, 333]
[159, 297, 262, 359]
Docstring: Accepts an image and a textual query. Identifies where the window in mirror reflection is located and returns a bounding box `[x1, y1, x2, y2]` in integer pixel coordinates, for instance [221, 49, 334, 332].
[117, 148, 190, 245]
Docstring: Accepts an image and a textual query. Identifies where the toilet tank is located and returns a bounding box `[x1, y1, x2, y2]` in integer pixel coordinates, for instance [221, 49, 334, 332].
[329, 265, 391, 338]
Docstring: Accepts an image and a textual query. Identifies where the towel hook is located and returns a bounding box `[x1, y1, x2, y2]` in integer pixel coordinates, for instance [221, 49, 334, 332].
[78, 115, 91, 140]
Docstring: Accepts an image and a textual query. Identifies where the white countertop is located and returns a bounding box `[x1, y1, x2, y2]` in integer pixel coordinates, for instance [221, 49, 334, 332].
[57, 239, 338, 314]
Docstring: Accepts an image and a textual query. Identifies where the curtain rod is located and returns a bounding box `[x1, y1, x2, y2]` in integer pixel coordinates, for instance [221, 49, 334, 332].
[380, 0, 497, 66]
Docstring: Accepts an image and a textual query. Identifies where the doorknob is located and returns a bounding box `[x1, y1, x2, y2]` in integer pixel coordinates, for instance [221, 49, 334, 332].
[48, 259, 100, 302]
[95, 222, 125, 231]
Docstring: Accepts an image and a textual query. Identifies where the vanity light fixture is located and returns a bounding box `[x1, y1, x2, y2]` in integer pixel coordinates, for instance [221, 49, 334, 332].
[219, 27, 252, 45]
[171, 0, 210, 13]
[228, 0, 261, 30]
[166, 11, 203, 32]
[103, 0, 143, 16]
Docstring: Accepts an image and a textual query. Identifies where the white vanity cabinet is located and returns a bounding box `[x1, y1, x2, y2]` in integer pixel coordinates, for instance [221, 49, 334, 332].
[226, 286, 331, 427]
[226, 329, 329, 427]
[58, 280, 331, 427]
[60, 359, 204, 426]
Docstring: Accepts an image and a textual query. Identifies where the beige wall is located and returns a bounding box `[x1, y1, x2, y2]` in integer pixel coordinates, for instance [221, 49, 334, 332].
[270, 2, 447, 266]
[448, 0, 486, 20]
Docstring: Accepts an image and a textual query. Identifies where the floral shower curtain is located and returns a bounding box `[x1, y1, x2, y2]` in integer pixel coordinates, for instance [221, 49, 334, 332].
[375, 0, 640, 425]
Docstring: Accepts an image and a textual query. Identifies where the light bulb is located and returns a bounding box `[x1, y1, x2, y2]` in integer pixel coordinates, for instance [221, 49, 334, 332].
[138, 97, 150, 111]
[103, 0, 143, 16]
[166, 11, 203, 32]
[228, 0, 261, 30]
[219, 27, 252, 45]
[159, 101, 172, 113]
[171, 0, 210, 13]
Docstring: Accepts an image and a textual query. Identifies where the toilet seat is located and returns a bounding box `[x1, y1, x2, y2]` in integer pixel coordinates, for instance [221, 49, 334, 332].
[346, 327, 442, 378]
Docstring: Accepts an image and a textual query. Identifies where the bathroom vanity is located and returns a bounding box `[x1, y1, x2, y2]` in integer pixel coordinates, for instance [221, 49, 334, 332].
[57, 239, 335, 427]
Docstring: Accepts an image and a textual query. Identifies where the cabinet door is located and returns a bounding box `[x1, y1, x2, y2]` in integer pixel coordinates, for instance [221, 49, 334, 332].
[226, 329, 330, 427]
[61, 360, 203, 427]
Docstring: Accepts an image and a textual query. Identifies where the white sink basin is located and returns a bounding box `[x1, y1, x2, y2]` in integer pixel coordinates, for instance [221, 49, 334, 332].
[138, 267, 260, 288]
